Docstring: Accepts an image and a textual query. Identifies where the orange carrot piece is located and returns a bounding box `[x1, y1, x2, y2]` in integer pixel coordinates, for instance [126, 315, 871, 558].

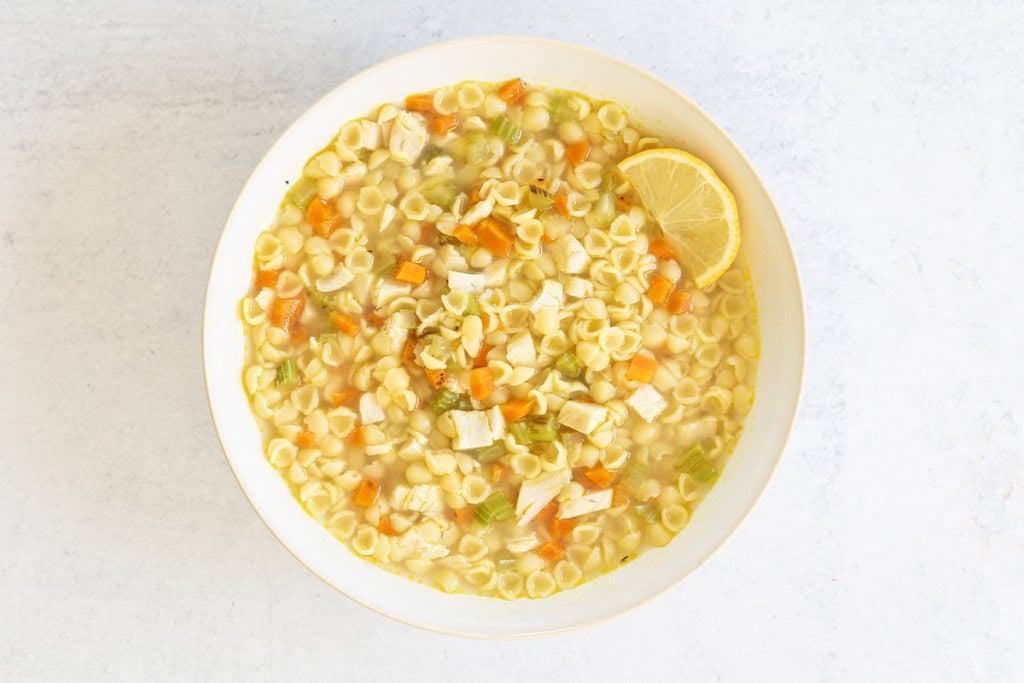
[626, 354, 659, 383]
[646, 273, 674, 305]
[490, 462, 508, 483]
[290, 326, 308, 343]
[553, 192, 571, 217]
[473, 343, 493, 369]
[497, 77, 526, 104]
[330, 388, 360, 407]
[479, 311, 493, 330]
[500, 398, 534, 423]
[549, 516, 575, 540]
[566, 140, 591, 167]
[377, 516, 396, 536]
[401, 335, 418, 366]
[296, 430, 317, 448]
[269, 297, 304, 332]
[469, 367, 495, 401]
[394, 260, 428, 285]
[305, 196, 341, 237]
[611, 485, 630, 507]
[453, 506, 475, 526]
[366, 312, 385, 328]
[476, 217, 514, 256]
[419, 222, 435, 243]
[353, 479, 380, 507]
[452, 223, 478, 246]
[255, 269, 279, 288]
[431, 114, 459, 135]
[329, 311, 360, 337]
[582, 464, 615, 489]
[615, 195, 632, 213]
[468, 186, 482, 204]
[425, 367, 446, 388]
[540, 232, 556, 244]
[649, 238, 678, 261]
[346, 425, 366, 447]
[404, 93, 434, 112]
[667, 290, 694, 315]
[537, 540, 565, 562]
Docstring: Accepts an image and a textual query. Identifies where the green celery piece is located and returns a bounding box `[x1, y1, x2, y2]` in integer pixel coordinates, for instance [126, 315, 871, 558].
[463, 130, 490, 166]
[421, 143, 445, 161]
[555, 352, 581, 379]
[275, 359, 297, 387]
[421, 179, 457, 210]
[475, 491, 515, 525]
[678, 443, 719, 483]
[317, 332, 338, 345]
[491, 115, 523, 145]
[509, 421, 530, 446]
[307, 287, 334, 309]
[619, 457, 650, 493]
[285, 177, 317, 211]
[599, 170, 617, 193]
[528, 184, 554, 210]
[471, 442, 504, 464]
[429, 388, 461, 414]
[455, 393, 474, 411]
[548, 95, 575, 123]
[464, 294, 481, 316]
[372, 253, 397, 278]
[525, 414, 558, 442]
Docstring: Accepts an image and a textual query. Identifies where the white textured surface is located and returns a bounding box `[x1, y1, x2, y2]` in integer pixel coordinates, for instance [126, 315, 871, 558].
[2, 1, 1022, 680]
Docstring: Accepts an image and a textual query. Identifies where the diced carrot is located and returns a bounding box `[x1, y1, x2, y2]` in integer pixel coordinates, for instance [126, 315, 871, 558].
[537, 540, 565, 562]
[646, 273, 674, 305]
[549, 515, 575, 540]
[469, 367, 495, 401]
[535, 500, 558, 525]
[401, 335, 417, 366]
[346, 425, 366, 447]
[497, 77, 526, 104]
[500, 398, 534, 423]
[582, 464, 615, 489]
[353, 479, 380, 507]
[479, 311, 493, 330]
[468, 186, 482, 204]
[431, 114, 459, 136]
[490, 462, 508, 483]
[476, 217, 513, 257]
[290, 326, 308, 343]
[377, 516, 396, 536]
[420, 222, 435, 243]
[540, 232, 556, 244]
[425, 367, 446, 388]
[296, 430, 317, 448]
[649, 238, 678, 261]
[611, 485, 630, 507]
[404, 93, 434, 112]
[394, 260, 428, 285]
[452, 223, 478, 246]
[473, 343, 493, 368]
[305, 196, 342, 237]
[566, 140, 591, 167]
[269, 297, 304, 332]
[668, 290, 694, 315]
[329, 311, 360, 337]
[365, 312, 385, 328]
[615, 195, 632, 213]
[255, 269, 279, 288]
[553, 192, 571, 217]
[330, 388, 360, 407]
[626, 354, 659, 383]
[453, 506, 475, 526]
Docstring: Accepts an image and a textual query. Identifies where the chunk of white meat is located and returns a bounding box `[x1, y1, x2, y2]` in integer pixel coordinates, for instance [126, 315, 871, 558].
[528, 280, 564, 313]
[383, 311, 416, 354]
[557, 400, 608, 435]
[515, 470, 570, 527]
[625, 384, 668, 423]
[390, 524, 450, 562]
[563, 276, 593, 299]
[460, 196, 494, 226]
[505, 331, 536, 366]
[438, 244, 470, 272]
[551, 234, 590, 274]
[557, 489, 614, 519]
[388, 111, 428, 164]
[391, 484, 444, 516]
[359, 392, 385, 425]
[505, 533, 541, 554]
[448, 270, 487, 293]
[449, 410, 494, 450]
[678, 416, 719, 448]
[486, 405, 506, 440]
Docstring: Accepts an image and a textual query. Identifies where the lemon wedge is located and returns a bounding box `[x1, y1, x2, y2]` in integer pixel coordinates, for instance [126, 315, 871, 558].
[617, 148, 741, 289]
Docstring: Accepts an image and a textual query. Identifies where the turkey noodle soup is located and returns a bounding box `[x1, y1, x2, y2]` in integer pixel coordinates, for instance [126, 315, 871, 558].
[240, 78, 758, 599]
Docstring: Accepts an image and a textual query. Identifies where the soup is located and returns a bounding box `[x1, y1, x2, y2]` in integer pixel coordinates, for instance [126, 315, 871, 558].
[239, 78, 758, 599]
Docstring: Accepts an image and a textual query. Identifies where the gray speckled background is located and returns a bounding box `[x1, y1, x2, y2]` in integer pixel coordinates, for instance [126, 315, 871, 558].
[2, 1, 1022, 680]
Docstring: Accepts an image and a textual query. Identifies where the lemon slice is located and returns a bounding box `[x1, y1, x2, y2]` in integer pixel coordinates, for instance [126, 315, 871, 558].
[617, 148, 741, 289]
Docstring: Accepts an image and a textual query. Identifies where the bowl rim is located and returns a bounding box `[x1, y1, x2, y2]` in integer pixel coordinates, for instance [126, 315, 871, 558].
[202, 34, 806, 638]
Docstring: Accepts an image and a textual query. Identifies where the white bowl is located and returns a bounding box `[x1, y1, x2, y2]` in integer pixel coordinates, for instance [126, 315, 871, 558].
[203, 36, 804, 637]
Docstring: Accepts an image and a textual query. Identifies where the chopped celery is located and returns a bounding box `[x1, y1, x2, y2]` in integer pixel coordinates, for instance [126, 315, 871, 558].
[678, 444, 719, 483]
[464, 294, 481, 316]
[555, 352, 581, 379]
[509, 421, 530, 446]
[275, 359, 297, 387]
[548, 95, 575, 123]
[619, 457, 650, 493]
[599, 170, 617, 193]
[372, 253, 397, 278]
[491, 115, 523, 145]
[421, 143, 445, 161]
[529, 184, 554, 209]
[471, 442, 505, 464]
[317, 332, 338, 345]
[592, 192, 616, 228]
[429, 388, 463, 414]
[634, 503, 658, 523]
[285, 176, 317, 211]
[463, 130, 490, 166]
[525, 413, 558, 442]
[455, 393, 474, 411]
[475, 491, 515, 525]
[307, 287, 334, 309]
[421, 179, 457, 210]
